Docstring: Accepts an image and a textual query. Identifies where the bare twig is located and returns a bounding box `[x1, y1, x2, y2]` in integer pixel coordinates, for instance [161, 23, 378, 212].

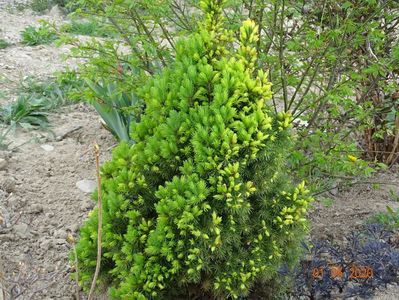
[386, 117, 399, 166]
[73, 245, 80, 300]
[88, 143, 103, 300]
[55, 126, 83, 141]
[278, 0, 288, 110]
[106, 143, 118, 151]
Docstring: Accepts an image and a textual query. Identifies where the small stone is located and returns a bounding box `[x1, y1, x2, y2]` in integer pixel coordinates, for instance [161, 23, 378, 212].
[13, 223, 31, 239]
[40, 239, 53, 250]
[68, 223, 80, 233]
[0, 158, 7, 170]
[55, 238, 67, 245]
[49, 219, 59, 226]
[328, 187, 339, 196]
[0, 234, 15, 241]
[45, 212, 55, 218]
[81, 200, 94, 211]
[0, 178, 15, 193]
[54, 229, 66, 239]
[29, 204, 44, 214]
[47, 265, 55, 272]
[40, 144, 54, 152]
[76, 180, 96, 193]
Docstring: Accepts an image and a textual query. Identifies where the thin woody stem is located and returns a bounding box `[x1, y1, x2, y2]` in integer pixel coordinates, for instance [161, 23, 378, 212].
[88, 143, 102, 300]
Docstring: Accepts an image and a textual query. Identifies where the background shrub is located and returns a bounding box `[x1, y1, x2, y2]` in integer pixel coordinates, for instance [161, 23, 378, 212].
[64, 0, 399, 195]
[224, 0, 399, 186]
[74, 0, 312, 298]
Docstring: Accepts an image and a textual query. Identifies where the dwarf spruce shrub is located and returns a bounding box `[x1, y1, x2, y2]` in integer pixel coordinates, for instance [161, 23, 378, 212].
[75, 0, 312, 298]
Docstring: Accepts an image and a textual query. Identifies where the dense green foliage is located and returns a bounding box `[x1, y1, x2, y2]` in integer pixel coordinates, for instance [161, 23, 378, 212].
[75, 0, 312, 298]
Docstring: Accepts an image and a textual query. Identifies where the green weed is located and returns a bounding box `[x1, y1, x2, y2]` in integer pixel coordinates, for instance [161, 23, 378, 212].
[0, 95, 51, 130]
[18, 73, 83, 108]
[0, 74, 82, 143]
[21, 23, 57, 46]
[30, 0, 76, 13]
[0, 39, 10, 49]
[369, 206, 399, 229]
[321, 198, 334, 208]
[0, 126, 12, 150]
[389, 189, 399, 202]
[61, 19, 113, 37]
[31, 0, 57, 13]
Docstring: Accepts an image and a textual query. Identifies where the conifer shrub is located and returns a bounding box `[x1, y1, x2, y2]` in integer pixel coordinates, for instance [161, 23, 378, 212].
[74, 0, 313, 298]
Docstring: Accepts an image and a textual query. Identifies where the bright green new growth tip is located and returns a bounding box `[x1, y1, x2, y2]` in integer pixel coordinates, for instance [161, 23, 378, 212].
[74, 0, 312, 298]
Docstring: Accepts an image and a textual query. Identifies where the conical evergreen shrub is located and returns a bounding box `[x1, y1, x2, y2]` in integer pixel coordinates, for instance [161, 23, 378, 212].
[74, 0, 312, 298]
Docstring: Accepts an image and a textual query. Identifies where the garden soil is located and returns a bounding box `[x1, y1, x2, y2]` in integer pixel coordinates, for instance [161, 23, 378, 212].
[1, 2, 399, 299]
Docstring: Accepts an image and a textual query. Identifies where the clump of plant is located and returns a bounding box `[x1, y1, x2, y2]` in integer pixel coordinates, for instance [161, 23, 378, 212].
[0, 39, 10, 49]
[18, 74, 83, 108]
[74, 0, 312, 298]
[0, 95, 50, 130]
[86, 80, 142, 142]
[0, 126, 12, 150]
[369, 206, 399, 229]
[21, 22, 57, 46]
[280, 224, 399, 299]
[30, 0, 76, 13]
[60, 19, 113, 37]
[30, 0, 53, 13]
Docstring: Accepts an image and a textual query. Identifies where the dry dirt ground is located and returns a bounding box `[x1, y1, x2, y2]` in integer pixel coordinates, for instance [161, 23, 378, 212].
[0, 2, 114, 299]
[0, 1, 399, 300]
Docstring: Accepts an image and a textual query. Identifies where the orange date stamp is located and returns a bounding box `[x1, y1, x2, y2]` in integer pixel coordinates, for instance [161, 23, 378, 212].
[311, 264, 373, 280]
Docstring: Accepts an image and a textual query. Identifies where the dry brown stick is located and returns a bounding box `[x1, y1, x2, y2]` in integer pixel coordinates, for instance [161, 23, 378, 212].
[55, 126, 83, 141]
[0, 269, 5, 300]
[88, 143, 103, 300]
[72, 243, 80, 300]
[386, 118, 399, 166]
